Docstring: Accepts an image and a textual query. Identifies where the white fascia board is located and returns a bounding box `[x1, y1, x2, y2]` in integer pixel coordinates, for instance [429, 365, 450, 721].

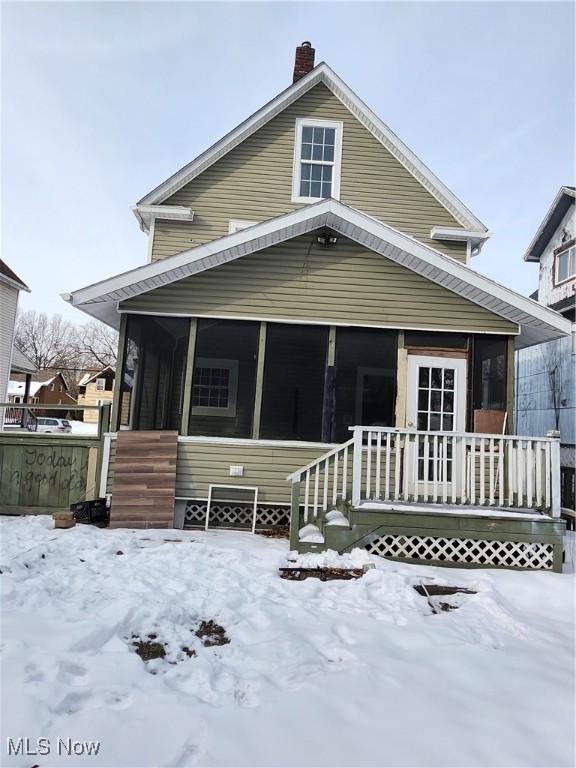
[431, 226, 491, 245]
[136, 63, 486, 233]
[132, 204, 194, 232]
[0, 273, 31, 293]
[66, 202, 333, 306]
[332, 204, 572, 346]
[523, 186, 576, 262]
[65, 199, 571, 346]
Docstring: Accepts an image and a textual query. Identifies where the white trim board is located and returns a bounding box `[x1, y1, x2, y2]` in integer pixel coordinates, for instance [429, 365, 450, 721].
[291, 117, 343, 203]
[136, 62, 487, 233]
[64, 198, 571, 349]
[119, 309, 520, 338]
[133, 204, 194, 233]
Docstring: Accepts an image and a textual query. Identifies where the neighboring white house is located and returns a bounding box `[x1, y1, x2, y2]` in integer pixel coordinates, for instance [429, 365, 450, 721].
[516, 186, 575, 510]
[0, 259, 30, 424]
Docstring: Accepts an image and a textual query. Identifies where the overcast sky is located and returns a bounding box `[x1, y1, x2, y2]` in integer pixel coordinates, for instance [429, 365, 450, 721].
[2, 1, 574, 324]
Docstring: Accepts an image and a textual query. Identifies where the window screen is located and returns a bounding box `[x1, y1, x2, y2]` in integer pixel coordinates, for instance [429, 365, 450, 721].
[473, 337, 507, 411]
[332, 328, 397, 442]
[188, 319, 259, 438]
[260, 324, 328, 441]
[118, 315, 189, 431]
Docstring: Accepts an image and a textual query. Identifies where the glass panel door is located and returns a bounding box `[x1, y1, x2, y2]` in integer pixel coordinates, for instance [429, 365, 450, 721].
[406, 355, 467, 497]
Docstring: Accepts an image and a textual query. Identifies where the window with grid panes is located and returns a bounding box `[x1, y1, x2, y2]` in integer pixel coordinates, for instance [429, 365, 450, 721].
[292, 119, 342, 202]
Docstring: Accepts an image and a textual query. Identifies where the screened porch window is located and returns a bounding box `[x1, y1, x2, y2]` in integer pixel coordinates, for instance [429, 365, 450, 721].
[473, 337, 507, 411]
[292, 119, 342, 202]
[118, 315, 190, 431]
[188, 319, 259, 438]
[260, 324, 328, 441]
[332, 328, 397, 442]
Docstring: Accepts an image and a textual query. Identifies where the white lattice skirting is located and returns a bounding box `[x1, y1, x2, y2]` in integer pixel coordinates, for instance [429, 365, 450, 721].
[184, 500, 289, 528]
[366, 533, 555, 570]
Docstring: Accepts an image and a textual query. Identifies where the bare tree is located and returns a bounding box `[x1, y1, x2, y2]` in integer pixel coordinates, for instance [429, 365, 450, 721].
[540, 343, 563, 430]
[77, 320, 118, 369]
[15, 311, 79, 370]
[15, 312, 119, 398]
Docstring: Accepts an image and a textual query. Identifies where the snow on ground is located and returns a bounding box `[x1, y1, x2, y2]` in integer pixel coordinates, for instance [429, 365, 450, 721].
[1, 516, 574, 768]
[69, 420, 98, 436]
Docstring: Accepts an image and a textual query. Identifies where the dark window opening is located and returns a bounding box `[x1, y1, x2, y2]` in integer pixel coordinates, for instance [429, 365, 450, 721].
[260, 324, 328, 441]
[118, 315, 189, 431]
[405, 331, 468, 350]
[188, 319, 258, 438]
[332, 328, 397, 443]
[473, 337, 507, 411]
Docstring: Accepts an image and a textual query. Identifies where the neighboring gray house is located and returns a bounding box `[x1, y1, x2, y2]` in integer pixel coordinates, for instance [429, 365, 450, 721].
[516, 186, 575, 510]
[0, 260, 30, 424]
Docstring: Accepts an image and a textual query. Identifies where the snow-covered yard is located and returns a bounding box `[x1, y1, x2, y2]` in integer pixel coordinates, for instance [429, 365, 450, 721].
[1, 516, 574, 768]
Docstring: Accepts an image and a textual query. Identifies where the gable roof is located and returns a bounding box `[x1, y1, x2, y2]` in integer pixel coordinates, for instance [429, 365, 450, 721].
[136, 63, 487, 234]
[10, 346, 38, 375]
[0, 259, 30, 291]
[65, 198, 570, 350]
[8, 380, 47, 397]
[79, 365, 115, 386]
[524, 186, 576, 262]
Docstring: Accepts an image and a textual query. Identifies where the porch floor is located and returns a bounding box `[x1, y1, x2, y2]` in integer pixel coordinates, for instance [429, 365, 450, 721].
[356, 500, 554, 521]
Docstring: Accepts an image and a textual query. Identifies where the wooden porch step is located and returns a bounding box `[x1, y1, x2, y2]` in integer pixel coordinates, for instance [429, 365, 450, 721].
[110, 431, 178, 529]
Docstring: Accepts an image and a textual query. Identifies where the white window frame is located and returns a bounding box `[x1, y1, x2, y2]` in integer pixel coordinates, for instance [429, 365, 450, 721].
[291, 118, 343, 204]
[49, 383, 55, 391]
[228, 220, 258, 234]
[555, 245, 575, 286]
[95, 377, 106, 391]
[191, 358, 239, 417]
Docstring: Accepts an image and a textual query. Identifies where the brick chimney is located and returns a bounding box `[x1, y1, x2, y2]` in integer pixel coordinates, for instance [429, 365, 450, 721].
[293, 41, 315, 83]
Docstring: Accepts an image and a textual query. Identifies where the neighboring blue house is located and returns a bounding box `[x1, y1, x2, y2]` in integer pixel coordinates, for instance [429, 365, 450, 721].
[516, 186, 575, 510]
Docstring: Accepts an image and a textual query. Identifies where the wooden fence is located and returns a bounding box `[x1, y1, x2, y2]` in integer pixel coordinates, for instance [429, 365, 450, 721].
[0, 404, 110, 515]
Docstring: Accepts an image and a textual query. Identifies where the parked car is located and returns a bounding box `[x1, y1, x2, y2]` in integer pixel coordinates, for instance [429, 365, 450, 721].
[29, 417, 72, 434]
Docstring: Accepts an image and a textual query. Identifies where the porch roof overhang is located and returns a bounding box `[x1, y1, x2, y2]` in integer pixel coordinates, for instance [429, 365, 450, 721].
[63, 199, 572, 349]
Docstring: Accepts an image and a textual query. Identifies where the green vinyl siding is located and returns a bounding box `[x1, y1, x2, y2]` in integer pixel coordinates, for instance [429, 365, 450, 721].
[152, 83, 468, 263]
[106, 438, 328, 504]
[122, 235, 517, 335]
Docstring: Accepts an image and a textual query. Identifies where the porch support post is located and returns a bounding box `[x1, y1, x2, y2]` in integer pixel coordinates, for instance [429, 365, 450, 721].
[289, 477, 301, 551]
[548, 432, 561, 518]
[395, 331, 407, 428]
[21, 374, 32, 427]
[252, 321, 267, 439]
[322, 326, 337, 443]
[352, 426, 363, 507]
[506, 336, 515, 434]
[110, 314, 127, 432]
[180, 318, 198, 437]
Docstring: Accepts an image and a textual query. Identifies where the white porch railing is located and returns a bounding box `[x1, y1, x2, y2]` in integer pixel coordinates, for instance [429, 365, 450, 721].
[287, 438, 354, 526]
[288, 427, 561, 525]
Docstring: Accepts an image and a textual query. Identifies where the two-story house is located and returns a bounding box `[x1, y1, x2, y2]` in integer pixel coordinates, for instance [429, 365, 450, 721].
[8, 371, 76, 415]
[516, 186, 575, 512]
[77, 366, 115, 423]
[65, 44, 571, 570]
[0, 259, 30, 428]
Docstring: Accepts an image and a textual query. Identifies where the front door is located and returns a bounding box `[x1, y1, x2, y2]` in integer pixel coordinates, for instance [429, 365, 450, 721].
[406, 355, 467, 497]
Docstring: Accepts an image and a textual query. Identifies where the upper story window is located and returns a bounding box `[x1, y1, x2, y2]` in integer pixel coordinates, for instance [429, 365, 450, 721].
[95, 378, 106, 391]
[292, 118, 343, 203]
[555, 245, 575, 285]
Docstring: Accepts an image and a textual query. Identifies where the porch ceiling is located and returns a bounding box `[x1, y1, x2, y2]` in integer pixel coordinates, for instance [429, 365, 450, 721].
[63, 199, 572, 349]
